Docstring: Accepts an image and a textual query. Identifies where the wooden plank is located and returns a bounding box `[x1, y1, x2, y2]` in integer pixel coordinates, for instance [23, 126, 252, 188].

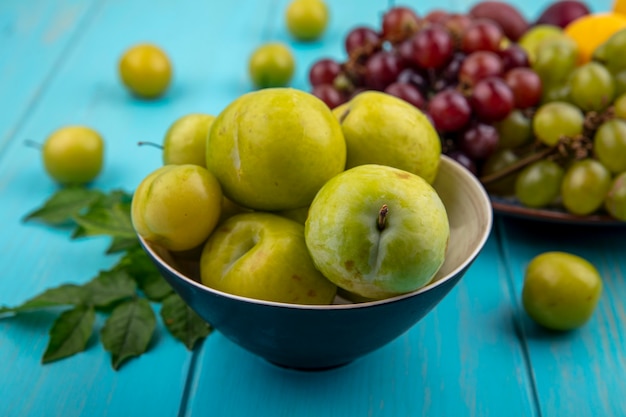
[497, 216, 626, 417]
[0, 0, 99, 154]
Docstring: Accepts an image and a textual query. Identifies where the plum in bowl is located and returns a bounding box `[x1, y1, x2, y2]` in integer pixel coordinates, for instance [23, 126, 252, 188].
[138, 155, 493, 370]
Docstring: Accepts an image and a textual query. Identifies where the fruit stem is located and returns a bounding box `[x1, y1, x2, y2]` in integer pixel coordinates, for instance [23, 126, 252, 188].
[137, 141, 163, 149]
[377, 204, 388, 231]
[479, 145, 556, 185]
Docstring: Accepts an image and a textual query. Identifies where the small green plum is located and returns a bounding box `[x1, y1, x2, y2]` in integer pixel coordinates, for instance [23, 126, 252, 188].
[119, 43, 172, 99]
[522, 252, 603, 331]
[285, 0, 329, 42]
[248, 43, 295, 89]
[42, 125, 104, 185]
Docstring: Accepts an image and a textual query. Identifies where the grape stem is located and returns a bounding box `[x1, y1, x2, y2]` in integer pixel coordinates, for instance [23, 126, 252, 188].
[478, 145, 556, 185]
[377, 204, 389, 231]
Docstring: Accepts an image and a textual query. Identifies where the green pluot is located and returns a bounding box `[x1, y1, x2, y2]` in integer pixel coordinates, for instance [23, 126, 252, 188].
[206, 88, 346, 211]
[334, 91, 441, 184]
[162, 113, 215, 166]
[305, 164, 449, 300]
[200, 212, 336, 305]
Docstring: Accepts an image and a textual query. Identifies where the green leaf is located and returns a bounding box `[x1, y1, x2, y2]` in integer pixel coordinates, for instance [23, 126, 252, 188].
[106, 236, 140, 254]
[42, 306, 95, 363]
[160, 293, 212, 350]
[83, 269, 137, 309]
[0, 284, 88, 317]
[116, 248, 173, 301]
[100, 298, 156, 369]
[72, 202, 135, 240]
[23, 187, 103, 226]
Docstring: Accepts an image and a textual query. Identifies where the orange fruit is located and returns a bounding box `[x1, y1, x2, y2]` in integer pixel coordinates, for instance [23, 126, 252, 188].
[615, 0, 626, 15]
[564, 12, 626, 64]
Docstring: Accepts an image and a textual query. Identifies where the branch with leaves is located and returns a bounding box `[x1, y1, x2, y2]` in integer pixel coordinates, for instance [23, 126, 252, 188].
[0, 187, 212, 370]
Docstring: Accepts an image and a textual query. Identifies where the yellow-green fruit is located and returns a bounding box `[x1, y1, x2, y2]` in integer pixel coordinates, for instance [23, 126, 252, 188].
[119, 43, 172, 99]
[131, 165, 222, 252]
[206, 88, 346, 211]
[162, 114, 215, 166]
[42, 126, 104, 185]
[285, 0, 329, 41]
[335, 91, 441, 183]
[522, 252, 603, 331]
[200, 212, 336, 305]
[248, 43, 295, 89]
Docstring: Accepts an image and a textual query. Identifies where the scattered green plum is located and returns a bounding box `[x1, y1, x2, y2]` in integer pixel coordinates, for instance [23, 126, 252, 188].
[119, 43, 172, 99]
[248, 43, 295, 89]
[522, 251, 603, 331]
[162, 113, 215, 166]
[285, 0, 329, 41]
[42, 125, 104, 185]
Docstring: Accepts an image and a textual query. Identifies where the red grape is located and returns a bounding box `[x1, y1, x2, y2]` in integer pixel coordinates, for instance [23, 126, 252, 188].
[382, 6, 421, 43]
[364, 50, 404, 90]
[384, 82, 426, 109]
[499, 44, 530, 72]
[470, 77, 515, 122]
[410, 25, 454, 70]
[469, 1, 529, 42]
[504, 67, 542, 109]
[396, 68, 429, 93]
[459, 51, 503, 86]
[312, 84, 347, 109]
[447, 150, 478, 174]
[461, 19, 504, 54]
[345, 26, 381, 56]
[535, 0, 590, 28]
[428, 89, 472, 133]
[309, 58, 342, 87]
[458, 123, 500, 160]
[424, 9, 450, 25]
[443, 13, 473, 40]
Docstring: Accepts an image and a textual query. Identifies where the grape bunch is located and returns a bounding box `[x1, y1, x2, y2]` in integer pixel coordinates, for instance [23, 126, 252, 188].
[307, 1, 626, 221]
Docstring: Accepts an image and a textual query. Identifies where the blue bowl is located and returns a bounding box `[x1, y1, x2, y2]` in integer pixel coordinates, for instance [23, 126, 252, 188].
[139, 155, 493, 370]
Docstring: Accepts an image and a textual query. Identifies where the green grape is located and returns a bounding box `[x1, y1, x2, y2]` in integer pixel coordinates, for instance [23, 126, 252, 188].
[613, 92, 626, 120]
[532, 101, 585, 146]
[561, 159, 612, 216]
[611, 70, 626, 98]
[515, 159, 564, 208]
[568, 62, 614, 112]
[593, 28, 626, 74]
[481, 149, 520, 195]
[518, 24, 563, 63]
[495, 110, 532, 149]
[532, 37, 578, 85]
[540, 82, 571, 104]
[605, 172, 626, 221]
[593, 119, 626, 174]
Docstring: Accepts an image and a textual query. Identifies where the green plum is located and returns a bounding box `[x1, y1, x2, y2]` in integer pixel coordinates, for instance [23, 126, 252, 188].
[118, 43, 172, 99]
[248, 43, 295, 89]
[335, 91, 441, 184]
[200, 212, 336, 305]
[162, 113, 215, 166]
[522, 252, 603, 331]
[305, 164, 449, 300]
[131, 164, 222, 252]
[206, 88, 346, 211]
[285, 0, 329, 41]
[42, 125, 104, 185]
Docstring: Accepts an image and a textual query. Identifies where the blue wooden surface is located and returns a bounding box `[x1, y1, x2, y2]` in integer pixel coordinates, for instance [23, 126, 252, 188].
[0, 0, 624, 416]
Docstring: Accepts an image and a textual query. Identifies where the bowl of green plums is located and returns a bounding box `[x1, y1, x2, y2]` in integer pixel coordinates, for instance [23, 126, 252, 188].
[136, 156, 492, 370]
[134, 88, 492, 370]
